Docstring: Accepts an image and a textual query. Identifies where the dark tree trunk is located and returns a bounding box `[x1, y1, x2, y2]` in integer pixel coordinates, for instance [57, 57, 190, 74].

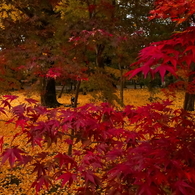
[58, 83, 66, 98]
[41, 77, 62, 108]
[95, 44, 105, 68]
[68, 80, 81, 156]
[73, 80, 81, 108]
[183, 64, 195, 111]
[133, 81, 137, 89]
[118, 63, 124, 106]
[183, 93, 195, 111]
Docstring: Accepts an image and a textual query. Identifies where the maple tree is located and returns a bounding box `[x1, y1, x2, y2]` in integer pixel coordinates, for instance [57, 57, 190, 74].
[0, 0, 87, 107]
[126, 0, 195, 111]
[63, 0, 178, 105]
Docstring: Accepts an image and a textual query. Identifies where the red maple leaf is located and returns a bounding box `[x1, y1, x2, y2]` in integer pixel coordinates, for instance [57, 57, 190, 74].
[82, 170, 100, 186]
[0, 107, 6, 116]
[54, 153, 77, 169]
[15, 119, 27, 131]
[57, 172, 76, 187]
[1, 100, 11, 109]
[174, 180, 195, 195]
[3, 95, 18, 102]
[32, 162, 47, 177]
[25, 98, 39, 104]
[1, 146, 25, 167]
[31, 175, 51, 194]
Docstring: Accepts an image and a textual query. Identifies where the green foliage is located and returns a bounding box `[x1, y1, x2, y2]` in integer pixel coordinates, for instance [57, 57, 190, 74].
[56, 0, 88, 21]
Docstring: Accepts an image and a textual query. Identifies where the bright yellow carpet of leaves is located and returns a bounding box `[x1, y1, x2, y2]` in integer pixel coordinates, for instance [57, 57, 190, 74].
[0, 88, 185, 194]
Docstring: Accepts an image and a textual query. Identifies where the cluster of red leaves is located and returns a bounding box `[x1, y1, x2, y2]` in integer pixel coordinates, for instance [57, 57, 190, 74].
[125, 0, 195, 86]
[125, 26, 195, 81]
[149, 0, 195, 24]
[69, 29, 113, 46]
[1, 95, 195, 194]
[9, 41, 88, 82]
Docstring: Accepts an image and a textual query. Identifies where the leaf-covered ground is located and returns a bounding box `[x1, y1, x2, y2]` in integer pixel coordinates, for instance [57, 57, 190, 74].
[0, 88, 185, 194]
[17, 87, 184, 108]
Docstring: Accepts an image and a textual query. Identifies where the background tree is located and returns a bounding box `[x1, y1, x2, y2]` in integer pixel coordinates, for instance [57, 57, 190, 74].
[0, 0, 87, 107]
[57, 0, 177, 105]
[0, 0, 181, 108]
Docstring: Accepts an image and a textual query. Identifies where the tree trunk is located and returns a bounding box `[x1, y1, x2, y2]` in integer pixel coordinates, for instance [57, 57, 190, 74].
[183, 64, 195, 111]
[133, 80, 137, 89]
[68, 80, 81, 156]
[95, 44, 105, 68]
[58, 83, 66, 98]
[73, 80, 81, 108]
[118, 63, 124, 106]
[41, 77, 62, 108]
[183, 93, 195, 111]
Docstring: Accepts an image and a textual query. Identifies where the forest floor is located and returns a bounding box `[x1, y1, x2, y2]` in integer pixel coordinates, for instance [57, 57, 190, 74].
[12, 87, 185, 109]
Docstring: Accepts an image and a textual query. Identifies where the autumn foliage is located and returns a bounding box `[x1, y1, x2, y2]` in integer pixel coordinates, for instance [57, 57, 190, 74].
[125, 26, 195, 81]
[1, 0, 195, 194]
[125, 0, 195, 111]
[0, 95, 195, 194]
